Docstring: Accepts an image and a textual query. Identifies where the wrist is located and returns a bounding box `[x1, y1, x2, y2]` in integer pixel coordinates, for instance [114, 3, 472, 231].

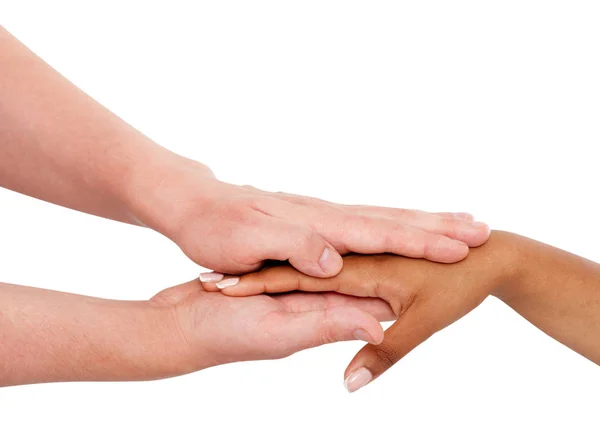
[66, 299, 194, 382]
[124, 300, 198, 380]
[117, 145, 217, 237]
[485, 231, 526, 303]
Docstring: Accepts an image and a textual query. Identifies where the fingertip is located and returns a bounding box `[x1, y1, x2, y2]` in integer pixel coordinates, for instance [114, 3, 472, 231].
[200, 282, 222, 292]
[372, 327, 385, 345]
[199, 272, 225, 292]
[220, 281, 258, 297]
[353, 323, 384, 346]
[322, 306, 383, 345]
[456, 221, 491, 247]
[470, 222, 491, 246]
[199, 272, 224, 283]
[318, 246, 343, 277]
[344, 367, 373, 393]
[452, 239, 470, 260]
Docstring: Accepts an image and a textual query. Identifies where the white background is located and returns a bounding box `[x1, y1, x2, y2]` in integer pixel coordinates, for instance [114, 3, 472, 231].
[1, 1, 599, 439]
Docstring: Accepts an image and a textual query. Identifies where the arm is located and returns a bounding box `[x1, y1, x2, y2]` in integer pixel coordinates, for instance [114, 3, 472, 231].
[204, 231, 600, 391]
[0, 26, 490, 277]
[0, 280, 393, 387]
[0, 27, 210, 225]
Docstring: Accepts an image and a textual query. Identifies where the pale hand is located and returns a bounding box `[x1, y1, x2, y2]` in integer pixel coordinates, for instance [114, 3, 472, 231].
[131, 158, 491, 278]
[151, 279, 396, 373]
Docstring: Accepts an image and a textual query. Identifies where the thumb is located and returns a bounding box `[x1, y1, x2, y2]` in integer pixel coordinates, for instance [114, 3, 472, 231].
[343, 302, 438, 393]
[271, 306, 384, 358]
[258, 219, 343, 278]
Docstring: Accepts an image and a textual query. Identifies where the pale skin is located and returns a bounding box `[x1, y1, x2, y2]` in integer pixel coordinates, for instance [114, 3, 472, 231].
[0, 281, 395, 387]
[0, 26, 489, 277]
[204, 231, 600, 392]
[0, 26, 490, 386]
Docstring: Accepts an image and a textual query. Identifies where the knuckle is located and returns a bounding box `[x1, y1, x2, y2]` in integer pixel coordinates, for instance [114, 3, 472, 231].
[225, 204, 259, 226]
[295, 229, 320, 250]
[439, 217, 462, 234]
[319, 309, 338, 345]
[373, 345, 400, 369]
[320, 326, 338, 345]
[381, 229, 397, 251]
[392, 227, 426, 257]
[347, 215, 374, 231]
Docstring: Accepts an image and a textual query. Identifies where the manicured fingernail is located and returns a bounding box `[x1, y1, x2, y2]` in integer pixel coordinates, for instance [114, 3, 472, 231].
[199, 272, 224, 283]
[319, 247, 342, 274]
[216, 277, 240, 289]
[353, 329, 375, 344]
[344, 368, 373, 393]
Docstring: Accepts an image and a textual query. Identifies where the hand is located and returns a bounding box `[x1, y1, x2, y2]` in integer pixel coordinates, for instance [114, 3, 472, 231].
[200, 231, 516, 391]
[130, 157, 491, 277]
[0, 279, 394, 386]
[151, 280, 396, 374]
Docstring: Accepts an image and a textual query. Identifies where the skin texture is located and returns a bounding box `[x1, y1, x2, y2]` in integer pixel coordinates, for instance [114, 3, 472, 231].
[0, 26, 490, 280]
[203, 231, 600, 392]
[0, 281, 394, 387]
[0, 26, 488, 385]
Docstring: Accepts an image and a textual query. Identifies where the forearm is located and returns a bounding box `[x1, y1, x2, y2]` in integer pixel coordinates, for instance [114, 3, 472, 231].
[494, 233, 600, 364]
[0, 27, 213, 226]
[0, 282, 184, 386]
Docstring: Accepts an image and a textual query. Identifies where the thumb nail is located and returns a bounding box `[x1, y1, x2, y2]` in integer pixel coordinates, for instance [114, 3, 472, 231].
[319, 247, 343, 275]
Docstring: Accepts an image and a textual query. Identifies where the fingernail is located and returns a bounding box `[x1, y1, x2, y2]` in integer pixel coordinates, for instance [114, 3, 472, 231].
[353, 329, 375, 344]
[319, 247, 342, 274]
[199, 272, 224, 283]
[344, 368, 373, 393]
[472, 221, 491, 238]
[216, 277, 240, 289]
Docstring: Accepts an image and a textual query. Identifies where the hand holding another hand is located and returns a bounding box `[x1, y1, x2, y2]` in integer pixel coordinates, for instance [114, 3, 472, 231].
[149, 280, 395, 376]
[201, 231, 517, 391]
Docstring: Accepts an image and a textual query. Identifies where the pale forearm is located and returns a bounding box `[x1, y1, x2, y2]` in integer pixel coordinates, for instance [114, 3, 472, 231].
[0, 27, 213, 226]
[494, 233, 600, 364]
[0, 282, 183, 386]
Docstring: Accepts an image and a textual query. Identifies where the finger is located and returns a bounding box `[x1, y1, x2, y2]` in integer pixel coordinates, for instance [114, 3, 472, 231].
[267, 305, 384, 358]
[245, 216, 344, 278]
[343, 301, 438, 393]
[333, 217, 470, 263]
[253, 199, 477, 263]
[210, 264, 344, 297]
[276, 292, 397, 322]
[199, 272, 225, 289]
[339, 209, 488, 248]
[388, 210, 488, 247]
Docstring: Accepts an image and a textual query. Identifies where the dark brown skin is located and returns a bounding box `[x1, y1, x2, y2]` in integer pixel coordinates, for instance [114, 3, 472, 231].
[203, 231, 600, 391]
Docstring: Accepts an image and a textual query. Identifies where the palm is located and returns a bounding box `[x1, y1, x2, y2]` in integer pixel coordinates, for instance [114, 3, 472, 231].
[153, 280, 394, 370]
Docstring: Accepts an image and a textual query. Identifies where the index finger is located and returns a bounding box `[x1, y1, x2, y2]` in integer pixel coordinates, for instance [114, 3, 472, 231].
[202, 263, 370, 298]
